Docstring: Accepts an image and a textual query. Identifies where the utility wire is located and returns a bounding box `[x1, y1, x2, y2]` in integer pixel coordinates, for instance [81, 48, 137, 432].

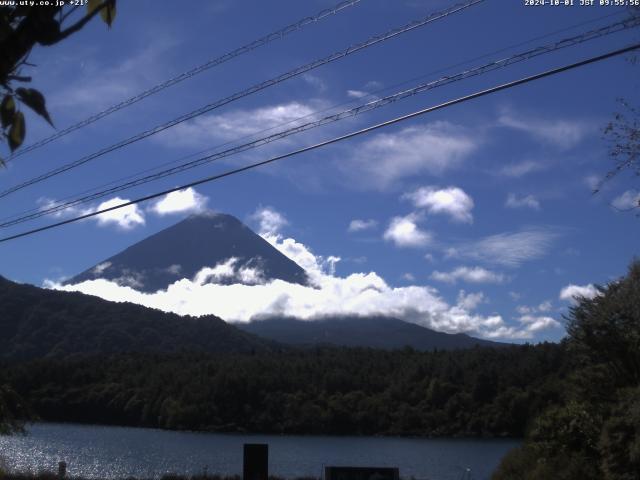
[1, 7, 624, 225]
[0, 0, 484, 200]
[1, 42, 637, 244]
[6, 0, 363, 161]
[3, 15, 637, 228]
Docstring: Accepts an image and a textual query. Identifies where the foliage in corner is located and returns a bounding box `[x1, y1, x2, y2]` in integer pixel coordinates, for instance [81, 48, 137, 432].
[0, 0, 116, 162]
[493, 259, 640, 480]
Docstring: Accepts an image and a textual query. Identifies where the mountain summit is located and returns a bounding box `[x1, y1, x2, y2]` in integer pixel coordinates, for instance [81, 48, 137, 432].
[66, 212, 308, 292]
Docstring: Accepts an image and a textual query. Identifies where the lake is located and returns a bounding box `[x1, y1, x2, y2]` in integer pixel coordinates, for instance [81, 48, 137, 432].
[0, 423, 519, 480]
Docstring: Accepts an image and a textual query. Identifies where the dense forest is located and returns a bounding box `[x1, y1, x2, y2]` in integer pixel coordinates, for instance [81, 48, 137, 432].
[1, 343, 566, 437]
[493, 260, 640, 479]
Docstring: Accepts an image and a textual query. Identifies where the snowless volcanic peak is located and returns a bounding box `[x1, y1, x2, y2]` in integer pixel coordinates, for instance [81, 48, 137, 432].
[66, 212, 308, 292]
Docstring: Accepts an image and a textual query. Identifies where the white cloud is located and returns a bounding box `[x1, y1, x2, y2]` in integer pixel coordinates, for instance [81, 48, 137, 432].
[499, 160, 545, 178]
[404, 186, 474, 223]
[517, 315, 561, 334]
[498, 112, 590, 150]
[302, 74, 327, 92]
[157, 102, 317, 148]
[402, 273, 416, 282]
[36, 196, 145, 231]
[92, 262, 112, 275]
[457, 290, 485, 310]
[194, 258, 265, 286]
[37, 197, 81, 219]
[150, 188, 209, 216]
[341, 122, 478, 189]
[448, 228, 558, 267]
[166, 264, 182, 275]
[251, 206, 288, 236]
[348, 219, 378, 233]
[516, 300, 553, 315]
[612, 190, 640, 210]
[537, 300, 553, 312]
[431, 266, 505, 284]
[91, 197, 145, 230]
[383, 214, 432, 248]
[505, 193, 541, 210]
[347, 89, 368, 99]
[559, 284, 599, 303]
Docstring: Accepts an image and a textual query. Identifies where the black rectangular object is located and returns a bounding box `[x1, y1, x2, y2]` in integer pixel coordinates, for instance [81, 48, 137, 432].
[325, 466, 399, 480]
[243, 443, 268, 480]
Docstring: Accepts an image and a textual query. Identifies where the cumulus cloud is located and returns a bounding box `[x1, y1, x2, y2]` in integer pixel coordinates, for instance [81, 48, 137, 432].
[383, 214, 432, 248]
[251, 206, 289, 236]
[91, 197, 145, 230]
[517, 315, 561, 335]
[457, 290, 485, 310]
[341, 122, 478, 189]
[505, 193, 541, 210]
[612, 190, 640, 210]
[403, 186, 474, 223]
[348, 219, 378, 233]
[150, 188, 209, 216]
[194, 258, 265, 286]
[36, 196, 145, 231]
[447, 228, 558, 267]
[498, 112, 590, 150]
[516, 300, 553, 315]
[559, 284, 599, 303]
[431, 266, 505, 284]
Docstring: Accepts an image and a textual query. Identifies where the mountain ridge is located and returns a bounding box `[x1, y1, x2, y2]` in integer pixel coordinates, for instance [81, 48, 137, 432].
[0, 275, 272, 361]
[236, 316, 506, 351]
[65, 212, 308, 292]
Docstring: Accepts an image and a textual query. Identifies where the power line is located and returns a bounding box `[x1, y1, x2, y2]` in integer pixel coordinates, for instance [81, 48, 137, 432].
[0, 0, 484, 200]
[3, 15, 637, 228]
[1, 42, 637, 244]
[6, 0, 363, 161]
[1, 7, 624, 225]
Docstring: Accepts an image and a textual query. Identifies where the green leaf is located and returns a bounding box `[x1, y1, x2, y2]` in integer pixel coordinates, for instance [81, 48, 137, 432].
[1, 95, 15, 129]
[8, 111, 25, 152]
[87, 0, 116, 27]
[16, 88, 53, 127]
[100, 0, 116, 27]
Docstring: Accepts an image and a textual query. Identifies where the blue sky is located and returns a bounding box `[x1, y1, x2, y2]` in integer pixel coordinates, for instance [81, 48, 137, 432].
[1, 0, 639, 342]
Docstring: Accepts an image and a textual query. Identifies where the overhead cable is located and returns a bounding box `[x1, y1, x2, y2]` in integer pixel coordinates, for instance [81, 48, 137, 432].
[6, 0, 364, 160]
[3, 15, 637, 228]
[0, 0, 484, 199]
[0, 42, 637, 244]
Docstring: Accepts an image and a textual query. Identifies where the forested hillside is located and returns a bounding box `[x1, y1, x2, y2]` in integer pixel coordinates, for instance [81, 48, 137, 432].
[2, 343, 567, 437]
[0, 276, 271, 361]
[493, 260, 640, 480]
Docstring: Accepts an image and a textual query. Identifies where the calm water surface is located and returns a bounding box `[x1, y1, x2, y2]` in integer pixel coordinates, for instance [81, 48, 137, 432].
[0, 423, 519, 480]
